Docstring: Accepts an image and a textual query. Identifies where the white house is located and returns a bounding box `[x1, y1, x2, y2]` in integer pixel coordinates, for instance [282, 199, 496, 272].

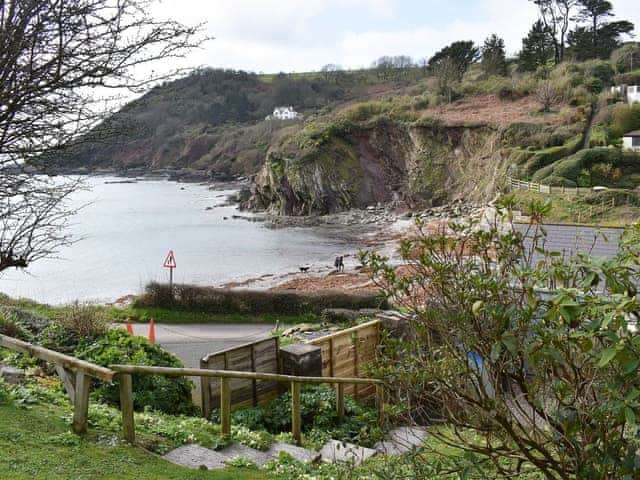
[623, 130, 640, 151]
[628, 85, 640, 105]
[610, 85, 640, 105]
[266, 106, 300, 121]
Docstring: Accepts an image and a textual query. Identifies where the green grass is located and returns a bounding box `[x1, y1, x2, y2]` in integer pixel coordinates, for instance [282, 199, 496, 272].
[510, 190, 639, 226]
[0, 401, 266, 480]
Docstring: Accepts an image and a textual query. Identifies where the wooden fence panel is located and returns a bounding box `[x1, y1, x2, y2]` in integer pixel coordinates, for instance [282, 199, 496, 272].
[200, 337, 280, 417]
[307, 320, 381, 400]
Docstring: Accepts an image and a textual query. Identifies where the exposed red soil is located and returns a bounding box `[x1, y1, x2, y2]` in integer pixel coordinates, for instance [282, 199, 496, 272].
[423, 94, 561, 127]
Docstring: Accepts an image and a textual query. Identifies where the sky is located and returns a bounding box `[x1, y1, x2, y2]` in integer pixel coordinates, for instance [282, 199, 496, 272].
[150, 0, 640, 74]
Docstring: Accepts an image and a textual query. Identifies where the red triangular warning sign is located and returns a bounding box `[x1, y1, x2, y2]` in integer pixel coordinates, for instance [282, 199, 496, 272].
[163, 250, 177, 269]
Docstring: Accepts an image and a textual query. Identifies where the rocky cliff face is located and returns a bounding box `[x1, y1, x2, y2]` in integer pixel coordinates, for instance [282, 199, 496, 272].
[247, 118, 506, 215]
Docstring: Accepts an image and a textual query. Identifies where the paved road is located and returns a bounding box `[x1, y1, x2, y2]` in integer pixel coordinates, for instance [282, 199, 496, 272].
[128, 323, 273, 406]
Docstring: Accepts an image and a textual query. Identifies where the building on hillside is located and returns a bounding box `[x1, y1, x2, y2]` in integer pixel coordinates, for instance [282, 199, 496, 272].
[623, 130, 640, 151]
[265, 106, 300, 121]
[610, 85, 640, 105]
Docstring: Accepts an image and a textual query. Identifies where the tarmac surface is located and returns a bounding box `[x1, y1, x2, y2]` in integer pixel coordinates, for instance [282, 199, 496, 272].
[128, 322, 273, 405]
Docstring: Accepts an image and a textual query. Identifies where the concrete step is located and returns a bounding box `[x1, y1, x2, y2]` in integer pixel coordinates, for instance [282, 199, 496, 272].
[319, 439, 377, 465]
[163, 441, 320, 470]
[374, 426, 428, 455]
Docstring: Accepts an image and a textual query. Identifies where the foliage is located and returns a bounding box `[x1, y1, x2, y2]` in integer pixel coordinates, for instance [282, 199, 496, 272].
[0, 311, 32, 342]
[231, 426, 272, 451]
[481, 34, 508, 77]
[137, 282, 388, 315]
[519, 20, 556, 72]
[611, 43, 640, 73]
[362, 204, 640, 479]
[227, 385, 385, 448]
[75, 329, 194, 415]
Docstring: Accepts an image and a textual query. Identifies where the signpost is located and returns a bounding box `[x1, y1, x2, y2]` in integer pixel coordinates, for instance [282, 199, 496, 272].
[163, 250, 177, 293]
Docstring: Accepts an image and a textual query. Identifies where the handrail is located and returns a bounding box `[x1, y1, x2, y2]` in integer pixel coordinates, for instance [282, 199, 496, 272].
[110, 364, 383, 385]
[0, 334, 115, 382]
[305, 318, 381, 345]
[0, 333, 115, 435]
[111, 363, 385, 446]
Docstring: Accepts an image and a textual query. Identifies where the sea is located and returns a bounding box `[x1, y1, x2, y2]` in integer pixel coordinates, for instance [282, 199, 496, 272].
[0, 177, 360, 305]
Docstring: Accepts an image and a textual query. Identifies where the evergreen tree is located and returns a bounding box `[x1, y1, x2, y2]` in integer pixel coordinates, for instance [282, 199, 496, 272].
[428, 41, 480, 81]
[481, 34, 508, 76]
[567, 0, 634, 60]
[519, 20, 556, 71]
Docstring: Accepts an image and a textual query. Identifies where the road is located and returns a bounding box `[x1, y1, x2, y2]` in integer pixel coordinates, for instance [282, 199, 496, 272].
[128, 322, 274, 406]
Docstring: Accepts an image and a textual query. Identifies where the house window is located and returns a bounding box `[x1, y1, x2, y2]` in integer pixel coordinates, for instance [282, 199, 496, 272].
[633, 137, 640, 147]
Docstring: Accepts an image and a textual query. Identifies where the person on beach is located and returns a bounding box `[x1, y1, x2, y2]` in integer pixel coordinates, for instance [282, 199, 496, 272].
[334, 256, 340, 270]
[338, 256, 344, 272]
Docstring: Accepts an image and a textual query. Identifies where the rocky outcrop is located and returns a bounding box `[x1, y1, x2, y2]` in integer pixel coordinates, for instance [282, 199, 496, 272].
[246, 118, 506, 216]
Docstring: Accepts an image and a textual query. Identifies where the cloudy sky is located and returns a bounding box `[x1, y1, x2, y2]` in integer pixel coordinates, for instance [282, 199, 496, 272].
[150, 0, 639, 74]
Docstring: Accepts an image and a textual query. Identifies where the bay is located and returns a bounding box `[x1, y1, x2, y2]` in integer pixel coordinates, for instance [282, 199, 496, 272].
[0, 177, 358, 305]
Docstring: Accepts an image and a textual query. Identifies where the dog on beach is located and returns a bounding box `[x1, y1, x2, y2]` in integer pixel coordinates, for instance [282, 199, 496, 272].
[299, 266, 310, 273]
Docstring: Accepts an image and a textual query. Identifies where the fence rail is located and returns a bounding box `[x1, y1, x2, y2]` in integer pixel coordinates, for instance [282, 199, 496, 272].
[307, 319, 381, 400]
[111, 364, 384, 445]
[0, 333, 115, 434]
[508, 177, 594, 195]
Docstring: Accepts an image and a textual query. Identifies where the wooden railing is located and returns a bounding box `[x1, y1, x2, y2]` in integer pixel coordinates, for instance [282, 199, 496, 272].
[306, 319, 381, 400]
[0, 334, 115, 434]
[111, 364, 384, 445]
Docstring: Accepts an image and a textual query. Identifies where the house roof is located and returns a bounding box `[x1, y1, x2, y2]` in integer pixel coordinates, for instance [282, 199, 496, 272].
[624, 130, 640, 137]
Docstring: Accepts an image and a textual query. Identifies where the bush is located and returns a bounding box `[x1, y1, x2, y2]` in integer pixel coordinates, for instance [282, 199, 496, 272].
[0, 311, 33, 341]
[75, 329, 194, 415]
[136, 282, 388, 315]
[228, 385, 384, 448]
[607, 103, 640, 140]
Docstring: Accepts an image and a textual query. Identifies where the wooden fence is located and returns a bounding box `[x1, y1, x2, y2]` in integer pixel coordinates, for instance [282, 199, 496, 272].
[200, 337, 280, 419]
[307, 319, 381, 400]
[0, 333, 115, 434]
[509, 177, 594, 195]
[112, 364, 384, 445]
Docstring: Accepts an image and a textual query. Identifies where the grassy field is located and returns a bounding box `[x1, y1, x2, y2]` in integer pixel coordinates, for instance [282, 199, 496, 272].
[0, 402, 266, 480]
[510, 190, 640, 226]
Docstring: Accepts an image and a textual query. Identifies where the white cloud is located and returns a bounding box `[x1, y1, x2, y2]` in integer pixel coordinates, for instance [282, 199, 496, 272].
[149, 0, 639, 73]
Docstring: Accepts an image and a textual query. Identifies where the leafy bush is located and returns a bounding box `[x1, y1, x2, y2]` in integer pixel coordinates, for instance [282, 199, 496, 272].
[75, 329, 194, 415]
[137, 282, 388, 315]
[228, 385, 385, 448]
[0, 311, 32, 341]
[607, 103, 640, 140]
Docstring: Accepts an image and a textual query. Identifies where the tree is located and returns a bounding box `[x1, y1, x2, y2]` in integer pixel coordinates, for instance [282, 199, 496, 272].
[611, 42, 640, 73]
[519, 20, 556, 71]
[535, 80, 562, 111]
[481, 34, 508, 76]
[0, 1, 203, 272]
[530, 0, 579, 63]
[567, 0, 634, 60]
[428, 41, 480, 81]
[364, 202, 640, 479]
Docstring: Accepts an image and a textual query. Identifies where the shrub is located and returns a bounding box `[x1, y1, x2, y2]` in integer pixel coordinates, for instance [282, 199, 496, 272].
[607, 103, 640, 140]
[136, 282, 388, 315]
[0, 311, 32, 341]
[75, 329, 194, 415]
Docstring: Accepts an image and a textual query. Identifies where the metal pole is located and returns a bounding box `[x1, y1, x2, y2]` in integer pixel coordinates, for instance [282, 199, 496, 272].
[169, 268, 173, 294]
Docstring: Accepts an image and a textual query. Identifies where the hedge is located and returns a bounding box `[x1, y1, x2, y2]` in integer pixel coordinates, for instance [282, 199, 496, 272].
[135, 282, 389, 315]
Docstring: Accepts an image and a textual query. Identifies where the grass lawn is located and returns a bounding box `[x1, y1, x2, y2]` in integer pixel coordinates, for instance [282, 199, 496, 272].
[0, 401, 267, 480]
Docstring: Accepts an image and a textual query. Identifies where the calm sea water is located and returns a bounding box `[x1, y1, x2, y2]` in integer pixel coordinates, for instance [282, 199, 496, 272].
[0, 177, 357, 304]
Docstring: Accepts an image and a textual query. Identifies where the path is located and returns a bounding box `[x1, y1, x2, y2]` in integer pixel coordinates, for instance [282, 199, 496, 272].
[128, 322, 273, 405]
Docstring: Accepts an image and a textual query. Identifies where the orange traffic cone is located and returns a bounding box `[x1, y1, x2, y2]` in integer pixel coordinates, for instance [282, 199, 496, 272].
[126, 318, 134, 335]
[148, 319, 156, 345]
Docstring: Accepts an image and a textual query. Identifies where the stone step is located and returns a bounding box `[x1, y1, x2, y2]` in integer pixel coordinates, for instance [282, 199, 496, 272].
[374, 426, 428, 455]
[319, 439, 377, 465]
[163, 441, 320, 470]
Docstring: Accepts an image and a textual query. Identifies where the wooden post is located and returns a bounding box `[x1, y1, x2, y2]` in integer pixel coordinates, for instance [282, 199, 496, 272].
[250, 344, 258, 406]
[72, 371, 90, 435]
[291, 381, 301, 445]
[201, 376, 211, 419]
[220, 378, 231, 436]
[119, 373, 135, 443]
[353, 331, 359, 399]
[328, 338, 334, 377]
[375, 384, 385, 427]
[336, 383, 345, 424]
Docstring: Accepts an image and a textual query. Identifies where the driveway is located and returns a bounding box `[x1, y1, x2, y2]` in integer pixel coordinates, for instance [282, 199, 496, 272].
[127, 322, 274, 406]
